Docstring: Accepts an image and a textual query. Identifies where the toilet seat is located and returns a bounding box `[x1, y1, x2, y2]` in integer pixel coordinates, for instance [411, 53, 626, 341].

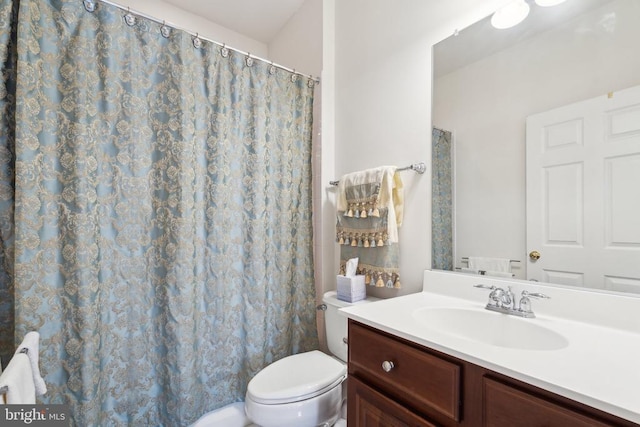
[246, 350, 346, 405]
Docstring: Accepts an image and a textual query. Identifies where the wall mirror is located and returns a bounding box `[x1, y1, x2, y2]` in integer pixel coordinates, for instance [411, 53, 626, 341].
[431, 0, 640, 293]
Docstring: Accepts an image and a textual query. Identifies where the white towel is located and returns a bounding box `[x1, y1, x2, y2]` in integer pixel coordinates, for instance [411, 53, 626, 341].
[15, 332, 47, 396]
[460, 268, 480, 275]
[467, 257, 511, 273]
[0, 353, 35, 404]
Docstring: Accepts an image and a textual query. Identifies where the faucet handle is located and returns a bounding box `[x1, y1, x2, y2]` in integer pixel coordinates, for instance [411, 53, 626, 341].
[522, 290, 550, 299]
[518, 290, 550, 317]
[474, 284, 496, 290]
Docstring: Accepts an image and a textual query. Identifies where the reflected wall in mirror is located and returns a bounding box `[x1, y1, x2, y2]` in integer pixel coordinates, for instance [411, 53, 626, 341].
[432, 0, 640, 293]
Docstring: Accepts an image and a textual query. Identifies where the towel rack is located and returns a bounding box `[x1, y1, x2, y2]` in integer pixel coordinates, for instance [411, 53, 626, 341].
[462, 257, 520, 263]
[329, 162, 426, 186]
[455, 267, 515, 277]
[0, 348, 29, 395]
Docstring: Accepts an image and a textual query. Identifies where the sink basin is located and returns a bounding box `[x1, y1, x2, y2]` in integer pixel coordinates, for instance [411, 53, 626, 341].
[412, 307, 569, 351]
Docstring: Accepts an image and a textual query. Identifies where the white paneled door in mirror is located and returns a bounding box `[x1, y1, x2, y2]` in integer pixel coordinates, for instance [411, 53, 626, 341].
[526, 85, 640, 293]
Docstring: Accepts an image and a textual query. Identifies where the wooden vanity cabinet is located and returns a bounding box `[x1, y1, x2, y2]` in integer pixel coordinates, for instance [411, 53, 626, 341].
[347, 320, 638, 427]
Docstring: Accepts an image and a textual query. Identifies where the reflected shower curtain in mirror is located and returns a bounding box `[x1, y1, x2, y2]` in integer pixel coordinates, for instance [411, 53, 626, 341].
[432, 128, 453, 270]
[0, 0, 318, 425]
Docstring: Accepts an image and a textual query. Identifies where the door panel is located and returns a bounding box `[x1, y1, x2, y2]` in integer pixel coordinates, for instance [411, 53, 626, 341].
[526, 85, 640, 292]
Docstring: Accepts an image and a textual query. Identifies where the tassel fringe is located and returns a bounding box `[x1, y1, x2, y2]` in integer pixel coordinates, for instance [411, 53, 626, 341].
[336, 230, 389, 247]
[338, 262, 401, 289]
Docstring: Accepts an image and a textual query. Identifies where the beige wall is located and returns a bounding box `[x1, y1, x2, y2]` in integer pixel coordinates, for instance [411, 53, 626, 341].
[328, 0, 504, 296]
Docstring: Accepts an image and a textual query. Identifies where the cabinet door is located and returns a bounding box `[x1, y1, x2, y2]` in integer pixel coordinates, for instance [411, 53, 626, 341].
[349, 376, 438, 427]
[483, 377, 613, 427]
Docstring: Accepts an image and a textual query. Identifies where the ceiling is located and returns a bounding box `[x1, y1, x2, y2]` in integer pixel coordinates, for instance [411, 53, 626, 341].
[163, 0, 308, 43]
[433, 0, 613, 78]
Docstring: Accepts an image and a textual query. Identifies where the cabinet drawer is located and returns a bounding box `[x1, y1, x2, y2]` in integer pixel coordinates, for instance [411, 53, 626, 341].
[483, 377, 613, 427]
[348, 321, 462, 422]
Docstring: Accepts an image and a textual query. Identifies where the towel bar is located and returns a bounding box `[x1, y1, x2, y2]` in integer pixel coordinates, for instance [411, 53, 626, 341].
[462, 257, 520, 263]
[0, 348, 29, 395]
[455, 267, 515, 277]
[329, 162, 426, 186]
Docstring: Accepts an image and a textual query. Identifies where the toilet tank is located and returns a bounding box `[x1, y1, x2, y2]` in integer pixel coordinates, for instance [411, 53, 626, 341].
[322, 291, 379, 363]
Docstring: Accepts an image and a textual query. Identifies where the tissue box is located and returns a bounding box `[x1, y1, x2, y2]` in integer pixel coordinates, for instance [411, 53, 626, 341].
[336, 275, 366, 303]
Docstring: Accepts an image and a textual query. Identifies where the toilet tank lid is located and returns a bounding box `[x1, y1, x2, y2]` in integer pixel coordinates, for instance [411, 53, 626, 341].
[322, 290, 380, 308]
[246, 350, 346, 404]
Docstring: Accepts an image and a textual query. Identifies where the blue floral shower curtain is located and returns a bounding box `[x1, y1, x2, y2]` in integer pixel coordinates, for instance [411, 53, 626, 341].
[432, 127, 453, 271]
[0, 0, 318, 425]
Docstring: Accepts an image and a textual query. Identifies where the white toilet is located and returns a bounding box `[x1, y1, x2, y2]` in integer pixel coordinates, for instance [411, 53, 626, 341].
[244, 291, 378, 427]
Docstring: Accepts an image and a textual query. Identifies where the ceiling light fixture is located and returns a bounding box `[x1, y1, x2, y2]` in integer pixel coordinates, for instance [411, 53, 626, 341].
[535, 0, 567, 6]
[491, 0, 531, 29]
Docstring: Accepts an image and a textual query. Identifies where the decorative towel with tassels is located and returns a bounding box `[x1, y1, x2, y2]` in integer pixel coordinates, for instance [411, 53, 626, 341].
[336, 166, 404, 288]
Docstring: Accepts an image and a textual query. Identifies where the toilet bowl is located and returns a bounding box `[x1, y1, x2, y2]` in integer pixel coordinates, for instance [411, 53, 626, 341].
[244, 350, 345, 427]
[244, 291, 378, 427]
[190, 402, 255, 427]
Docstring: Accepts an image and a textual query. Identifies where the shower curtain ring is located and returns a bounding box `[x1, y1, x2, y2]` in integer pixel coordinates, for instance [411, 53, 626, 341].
[221, 43, 229, 58]
[124, 7, 136, 26]
[269, 61, 277, 75]
[245, 53, 254, 67]
[161, 20, 171, 38]
[83, 0, 96, 12]
[192, 33, 202, 49]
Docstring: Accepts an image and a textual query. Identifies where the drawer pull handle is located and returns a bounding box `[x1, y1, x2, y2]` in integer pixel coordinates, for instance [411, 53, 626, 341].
[382, 360, 395, 373]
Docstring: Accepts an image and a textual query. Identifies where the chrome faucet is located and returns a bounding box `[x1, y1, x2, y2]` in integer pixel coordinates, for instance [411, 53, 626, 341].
[474, 284, 549, 318]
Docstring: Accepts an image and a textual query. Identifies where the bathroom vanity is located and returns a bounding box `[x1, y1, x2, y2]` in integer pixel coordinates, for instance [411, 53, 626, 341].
[341, 271, 640, 426]
[348, 321, 634, 426]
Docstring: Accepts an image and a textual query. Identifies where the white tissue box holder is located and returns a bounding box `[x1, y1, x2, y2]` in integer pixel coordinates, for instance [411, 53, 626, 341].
[337, 275, 366, 303]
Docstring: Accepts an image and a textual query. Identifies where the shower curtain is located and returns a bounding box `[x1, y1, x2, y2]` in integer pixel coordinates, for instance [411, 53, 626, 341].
[0, 0, 318, 425]
[431, 127, 453, 271]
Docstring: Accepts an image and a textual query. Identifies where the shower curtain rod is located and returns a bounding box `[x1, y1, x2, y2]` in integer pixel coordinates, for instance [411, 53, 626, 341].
[329, 162, 426, 186]
[87, 0, 320, 83]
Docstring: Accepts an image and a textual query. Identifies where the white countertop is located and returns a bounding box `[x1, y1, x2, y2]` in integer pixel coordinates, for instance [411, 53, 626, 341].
[339, 270, 640, 424]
